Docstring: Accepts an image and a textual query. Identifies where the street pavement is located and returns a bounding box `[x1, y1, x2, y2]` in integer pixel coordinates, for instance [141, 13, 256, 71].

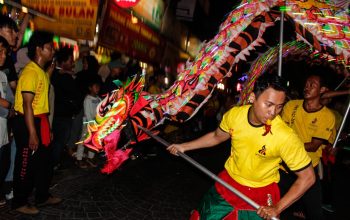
[0, 138, 349, 220]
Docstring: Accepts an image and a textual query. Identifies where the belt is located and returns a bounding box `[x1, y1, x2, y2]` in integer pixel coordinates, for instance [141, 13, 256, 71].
[14, 112, 51, 147]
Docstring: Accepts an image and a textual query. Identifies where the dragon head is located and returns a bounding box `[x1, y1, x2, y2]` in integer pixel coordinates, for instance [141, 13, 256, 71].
[83, 77, 145, 173]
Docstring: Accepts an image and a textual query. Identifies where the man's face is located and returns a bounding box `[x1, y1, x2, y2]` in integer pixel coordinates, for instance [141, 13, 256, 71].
[111, 67, 122, 78]
[40, 42, 55, 64]
[90, 83, 100, 95]
[303, 75, 322, 100]
[0, 43, 7, 67]
[251, 87, 286, 124]
[61, 55, 74, 72]
[0, 27, 18, 47]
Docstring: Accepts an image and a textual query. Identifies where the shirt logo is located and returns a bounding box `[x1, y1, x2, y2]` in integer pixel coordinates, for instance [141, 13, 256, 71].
[258, 145, 266, 156]
[290, 105, 299, 126]
[312, 118, 317, 124]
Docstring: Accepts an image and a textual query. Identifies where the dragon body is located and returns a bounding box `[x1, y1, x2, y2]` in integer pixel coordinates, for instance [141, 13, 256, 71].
[84, 0, 350, 174]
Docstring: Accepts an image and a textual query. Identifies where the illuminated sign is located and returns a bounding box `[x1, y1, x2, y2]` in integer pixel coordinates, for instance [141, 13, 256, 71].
[115, 0, 140, 8]
[99, 1, 164, 62]
[21, 0, 99, 40]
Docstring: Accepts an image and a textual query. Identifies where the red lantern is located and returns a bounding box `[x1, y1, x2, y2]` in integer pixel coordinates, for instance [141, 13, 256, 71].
[114, 0, 140, 8]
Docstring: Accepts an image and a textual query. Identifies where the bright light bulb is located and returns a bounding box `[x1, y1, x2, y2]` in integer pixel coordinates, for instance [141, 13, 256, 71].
[131, 16, 138, 24]
[217, 83, 225, 90]
[22, 6, 28, 13]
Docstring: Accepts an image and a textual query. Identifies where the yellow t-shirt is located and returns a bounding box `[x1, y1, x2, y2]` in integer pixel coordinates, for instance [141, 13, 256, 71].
[220, 105, 311, 188]
[14, 61, 50, 115]
[281, 100, 335, 167]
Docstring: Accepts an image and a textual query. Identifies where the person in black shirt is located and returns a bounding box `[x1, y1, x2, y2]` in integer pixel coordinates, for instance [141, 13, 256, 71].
[51, 47, 81, 167]
[0, 15, 19, 92]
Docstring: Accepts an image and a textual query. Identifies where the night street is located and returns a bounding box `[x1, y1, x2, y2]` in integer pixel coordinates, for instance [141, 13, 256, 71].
[0, 1, 349, 220]
[0, 137, 349, 220]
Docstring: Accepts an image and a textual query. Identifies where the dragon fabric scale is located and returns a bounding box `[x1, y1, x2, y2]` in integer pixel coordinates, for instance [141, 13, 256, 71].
[83, 0, 350, 174]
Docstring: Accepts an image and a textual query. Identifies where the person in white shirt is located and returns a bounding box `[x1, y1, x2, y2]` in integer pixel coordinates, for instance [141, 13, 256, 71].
[76, 80, 101, 168]
[0, 66, 12, 146]
[0, 36, 14, 207]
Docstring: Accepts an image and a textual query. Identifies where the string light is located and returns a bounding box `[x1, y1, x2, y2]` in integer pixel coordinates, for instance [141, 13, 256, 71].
[131, 16, 138, 24]
[21, 6, 27, 13]
[217, 82, 225, 90]
[95, 24, 99, 33]
[131, 11, 138, 24]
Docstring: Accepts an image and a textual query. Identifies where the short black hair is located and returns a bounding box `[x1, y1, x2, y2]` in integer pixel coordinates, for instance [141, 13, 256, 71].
[27, 31, 53, 60]
[84, 55, 99, 73]
[87, 75, 102, 88]
[305, 65, 333, 89]
[56, 46, 73, 65]
[0, 15, 18, 32]
[0, 36, 10, 51]
[253, 73, 288, 98]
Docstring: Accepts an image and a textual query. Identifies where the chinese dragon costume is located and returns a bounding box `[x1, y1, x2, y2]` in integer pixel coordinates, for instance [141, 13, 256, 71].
[83, 0, 350, 174]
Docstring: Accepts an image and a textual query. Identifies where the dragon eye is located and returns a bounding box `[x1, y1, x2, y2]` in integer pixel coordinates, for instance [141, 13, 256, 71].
[102, 104, 112, 115]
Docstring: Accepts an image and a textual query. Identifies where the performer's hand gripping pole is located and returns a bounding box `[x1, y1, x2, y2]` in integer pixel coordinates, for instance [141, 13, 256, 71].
[137, 125, 279, 220]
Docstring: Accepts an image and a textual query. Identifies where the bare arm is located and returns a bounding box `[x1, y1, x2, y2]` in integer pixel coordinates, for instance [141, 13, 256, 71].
[257, 165, 315, 219]
[0, 97, 11, 109]
[276, 165, 315, 213]
[9, 81, 17, 94]
[22, 92, 39, 151]
[15, 14, 31, 51]
[305, 137, 325, 152]
[321, 90, 350, 99]
[167, 127, 230, 155]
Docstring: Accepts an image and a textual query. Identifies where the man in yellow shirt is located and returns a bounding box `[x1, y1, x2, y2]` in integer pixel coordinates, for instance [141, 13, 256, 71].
[168, 74, 315, 220]
[281, 69, 336, 220]
[12, 31, 61, 215]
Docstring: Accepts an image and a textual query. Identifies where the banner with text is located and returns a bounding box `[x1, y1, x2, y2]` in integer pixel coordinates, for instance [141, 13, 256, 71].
[21, 0, 99, 40]
[98, 2, 164, 63]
